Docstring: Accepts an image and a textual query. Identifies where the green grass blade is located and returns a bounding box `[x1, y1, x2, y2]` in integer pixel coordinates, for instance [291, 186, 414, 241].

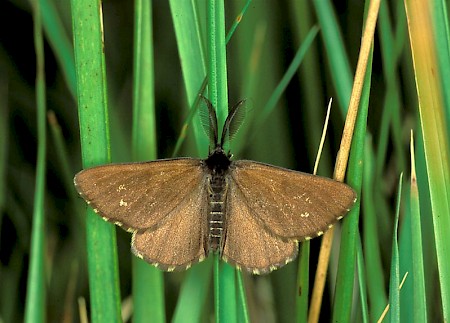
[39, 0, 76, 96]
[432, 0, 450, 131]
[172, 258, 213, 323]
[290, 0, 330, 173]
[131, 1, 165, 321]
[376, 1, 407, 181]
[409, 132, 427, 322]
[47, 112, 81, 208]
[312, 0, 352, 114]
[257, 26, 319, 126]
[357, 236, 369, 323]
[206, 2, 238, 321]
[388, 174, 402, 323]
[363, 138, 388, 321]
[225, 0, 252, 44]
[332, 0, 376, 319]
[132, 0, 157, 162]
[207, 0, 228, 125]
[24, 2, 47, 322]
[169, 0, 208, 156]
[405, 0, 450, 318]
[332, 51, 370, 321]
[236, 26, 318, 155]
[70, 0, 122, 321]
[296, 242, 310, 322]
[132, 259, 164, 323]
[236, 271, 250, 323]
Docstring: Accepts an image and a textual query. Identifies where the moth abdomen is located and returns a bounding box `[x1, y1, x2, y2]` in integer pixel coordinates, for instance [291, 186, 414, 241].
[207, 175, 228, 254]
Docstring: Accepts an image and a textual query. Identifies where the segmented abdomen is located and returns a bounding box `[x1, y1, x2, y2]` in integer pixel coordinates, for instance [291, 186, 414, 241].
[207, 175, 227, 253]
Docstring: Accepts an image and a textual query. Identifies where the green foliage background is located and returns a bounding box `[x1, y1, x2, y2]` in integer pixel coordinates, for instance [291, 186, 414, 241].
[0, 0, 449, 322]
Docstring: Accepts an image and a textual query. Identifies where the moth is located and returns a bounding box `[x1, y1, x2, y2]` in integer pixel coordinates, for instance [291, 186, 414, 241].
[74, 99, 356, 274]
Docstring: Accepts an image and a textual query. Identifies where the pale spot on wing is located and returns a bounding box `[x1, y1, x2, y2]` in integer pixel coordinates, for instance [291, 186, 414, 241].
[300, 212, 310, 218]
[337, 215, 344, 220]
[117, 184, 126, 192]
[102, 216, 108, 221]
[305, 236, 312, 241]
[328, 224, 333, 229]
[94, 208, 99, 213]
[119, 199, 128, 207]
[317, 231, 324, 236]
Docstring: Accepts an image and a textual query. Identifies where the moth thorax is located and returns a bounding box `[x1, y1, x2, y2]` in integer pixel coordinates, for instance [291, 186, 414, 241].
[207, 174, 227, 254]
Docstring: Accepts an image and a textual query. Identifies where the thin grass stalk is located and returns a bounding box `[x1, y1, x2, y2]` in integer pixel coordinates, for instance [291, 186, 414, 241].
[357, 235, 370, 323]
[332, 5, 373, 319]
[168, 0, 208, 156]
[387, 174, 403, 322]
[39, 0, 76, 96]
[24, 1, 46, 321]
[206, 2, 237, 321]
[131, 0, 165, 322]
[168, 1, 216, 320]
[409, 132, 427, 322]
[236, 26, 319, 155]
[309, 0, 380, 320]
[171, 0, 251, 158]
[70, 0, 122, 321]
[290, 0, 330, 174]
[362, 138, 388, 321]
[312, 0, 352, 114]
[332, 50, 371, 321]
[236, 270, 250, 323]
[297, 99, 331, 322]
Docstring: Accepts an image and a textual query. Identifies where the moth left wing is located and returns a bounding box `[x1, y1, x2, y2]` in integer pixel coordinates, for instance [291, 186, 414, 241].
[131, 178, 209, 271]
[229, 161, 356, 241]
[74, 158, 204, 232]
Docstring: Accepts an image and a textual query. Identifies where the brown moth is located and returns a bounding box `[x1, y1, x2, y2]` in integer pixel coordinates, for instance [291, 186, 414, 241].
[74, 99, 356, 274]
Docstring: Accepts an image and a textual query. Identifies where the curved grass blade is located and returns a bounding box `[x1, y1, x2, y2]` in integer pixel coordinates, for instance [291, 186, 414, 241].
[25, 2, 47, 321]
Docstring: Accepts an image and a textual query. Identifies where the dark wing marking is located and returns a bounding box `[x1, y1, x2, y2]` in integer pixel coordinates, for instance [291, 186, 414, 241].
[74, 158, 204, 232]
[229, 161, 356, 240]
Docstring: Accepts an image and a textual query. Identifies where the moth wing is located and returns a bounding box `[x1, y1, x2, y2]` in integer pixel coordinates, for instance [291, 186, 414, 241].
[230, 161, 356, 240]
[74, 158, 204, 232]
[131, 178, 208, 271]
[222, 178, 298, 274]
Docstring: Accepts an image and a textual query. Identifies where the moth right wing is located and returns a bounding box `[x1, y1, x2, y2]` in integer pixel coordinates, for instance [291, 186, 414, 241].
[229, 161, 356, 241]
[74, 158, 205, 232]
[222, 177, 298, 274]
